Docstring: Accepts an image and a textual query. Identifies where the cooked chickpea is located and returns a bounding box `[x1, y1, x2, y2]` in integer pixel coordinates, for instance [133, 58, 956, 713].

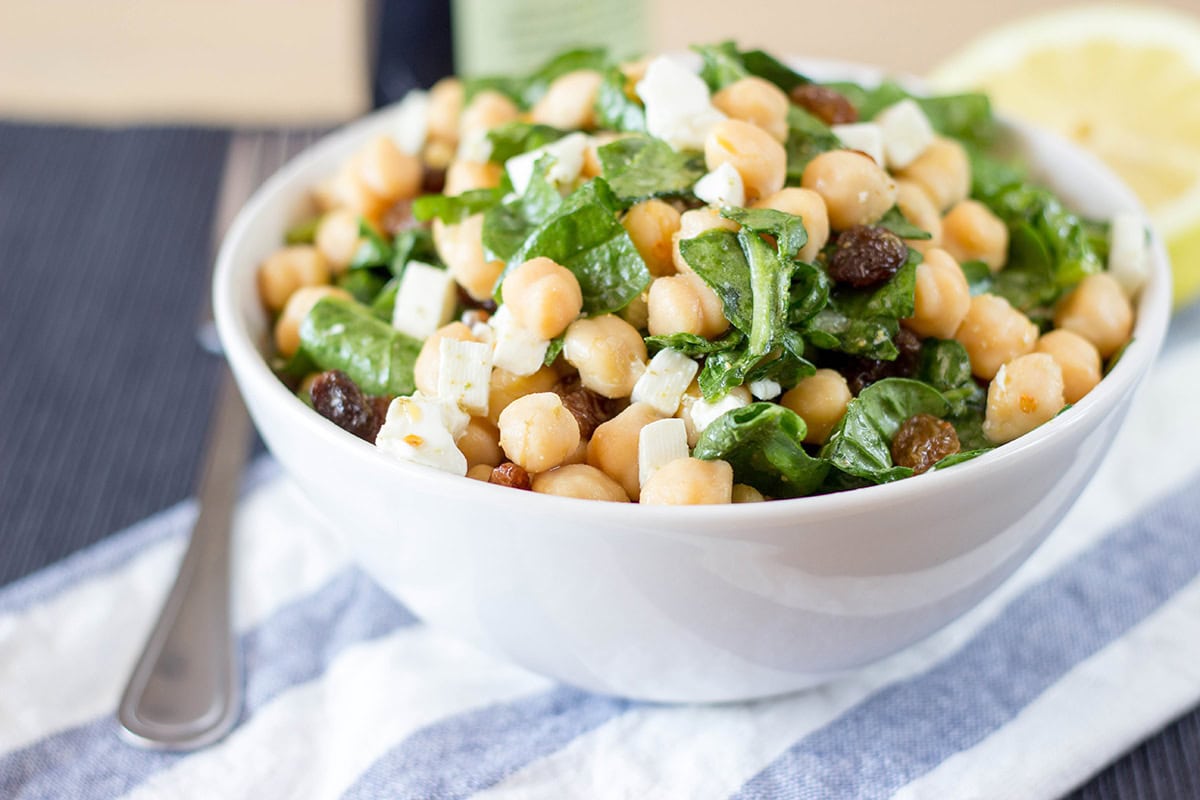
[711, 77, 789, 142]
[358, 136, 422, 203]
[941, 200, 1009, 272]
[732, 484, 765, 503]
[531, 69, 603, 130]
[457, 417, 503, 468]
[647, 273, 729, 339]
[422, 138, 456, 171]
[705, 119, 787, 203]
[1036, 329, 1102, 404]
[466, 464, 494, 482]
[498, 392, 581, 473]
[954, 294, 1039, 380]
[982, 353, 1065, 444]
[532, 464, 631, 502]
[487, 365, 559, 426]
[459, 90, 519, 138]
[587, 402, 664, 500]
[801, 150, 897, 230]
[501, 257, 584, 339]
[639, 457, 734, 505]
[562, 315, 648, 398]
[314, 209, 361, 274]
[672, 208, 740, 273]
[415, 321, 476, 395]
[619, 291, 650, 331]
[895, 179, 943, 250]
[780, 369, 852, 444]
[561, 438, 589, 466]
[257, 245, 331, 312]
[1053, 273, 1133, 358]
[623, 199, 682, 277]
[752, 188, 829, 262]
[329, 156, 387, 221]
[444, 159, 503, 195]
[274, 286, 351, 358]
[426, 78, 464, 144]
[893, 137, 970, 212]
[902, 248, 971, 339]
[433, 215, 506, 301]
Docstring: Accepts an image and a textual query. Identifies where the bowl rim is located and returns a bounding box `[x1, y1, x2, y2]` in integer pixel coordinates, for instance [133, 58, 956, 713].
[213, 57, 1173, 532]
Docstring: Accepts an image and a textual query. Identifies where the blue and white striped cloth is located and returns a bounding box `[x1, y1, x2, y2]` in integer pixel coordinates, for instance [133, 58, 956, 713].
[3, 315, 1200, 799]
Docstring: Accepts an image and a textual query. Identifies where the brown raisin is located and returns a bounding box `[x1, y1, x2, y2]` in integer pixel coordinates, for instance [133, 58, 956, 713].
[790, 84, 859, 126]
[311, 371, 380, 442]
[363, 395, 392, 443]
[828, 225, 908, 287]
[842, 328, 923, 395]
[489, 462, 531, 490]
[381, 199, 419, 236]
[422, 166, 446, 195]
[891, 413, 960, 475]
[553, 375, 619, 439]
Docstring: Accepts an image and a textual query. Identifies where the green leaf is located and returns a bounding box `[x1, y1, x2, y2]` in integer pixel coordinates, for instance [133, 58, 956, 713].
[828, 80, 996, 146]
[369, 277, 400, 321]
[821, 378, 951, 483]
[744, 348, 815, 390]
[836, 254, 920, 320]
[645, 330, 744, 356]
[389, 228, 442, 277]
[916, 338, 972, 392]
[465, 47, 609, 108]
[486, 121, 567, 163]
[593, 66, 646, 132]
[960, 260, 993, 295]
[947, 386, 991, 451]
[298, 297, 421, 397]
[788, 262, 832, 324]
[284, 217, 320, 245]
[482, 155, 564, 262]
[692, 41, 811, 93]
[413, 187, 505, 224]
[934, 448, 991, 470]
[878, 206, 933, 240]
[679, 228, 755, 332]
[803, 309, 899, 360]
[698, 348, 759, 401]
[336, 269, 388, 305]
[740, 49, 811, 92]
[596, 136, 706, 204]
[719, 206, 808, 261]
[693, 403, 829, 497]
[543, 335, 565, 366]
[348, 219, 393, 270]
[741, 230, 794, 356]
[785, 105, 841, 181]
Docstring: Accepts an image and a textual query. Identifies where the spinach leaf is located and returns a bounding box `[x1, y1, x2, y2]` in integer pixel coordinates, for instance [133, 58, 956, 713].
[836, 254, 919, 320]
[594, 66, 646, 132]
[698, 348, 759, 400]
[878, 206, 933, 240]
[597, 136, 706, 204]
[482, 155, 563, 262]
[413, 187, 506, 224]
[692, 41, 811, 93]
[509, 178, 651, 314]
[336, 269, 388, 305]
[826, 80, 995, 146]
[821, 377, 951, 483]
[693, 403, 829, 497]
[389, 228, 441, 277]
[947, 387, 991, 451]
[742, 231, 794, 356]
[369, 277, 400, 321]
[285, 217, 320, 245]
[720, 206, 808, 261]
[744, 348, 815, 390]
[486, 121, 566, 163]
[788, 262, 832, 324]
[934, 449, 991, 470]
[740, 49, 811, 93]
[348, 219, 393, 270]
[543, 335, 565, 366]
[916, 338, 976, 415]
[465, 47, 609, 108]
[299, 297, 421, 396]
[803, 309, 899, 360]
[645, 330, 744, 356]
[679, 228, 754, 331]
[959, 260, 993, 295]
[989, 220, 1059, 311]
[785, 105, 840, 181]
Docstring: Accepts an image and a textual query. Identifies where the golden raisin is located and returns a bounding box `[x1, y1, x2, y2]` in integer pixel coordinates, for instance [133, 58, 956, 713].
[489, 462, 532, 490]
[790, 84, 859, 125]
[890, 413, 960, 475]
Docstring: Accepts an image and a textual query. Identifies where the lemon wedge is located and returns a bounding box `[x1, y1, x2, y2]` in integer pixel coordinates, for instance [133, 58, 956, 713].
[928, 6, 1200, 306]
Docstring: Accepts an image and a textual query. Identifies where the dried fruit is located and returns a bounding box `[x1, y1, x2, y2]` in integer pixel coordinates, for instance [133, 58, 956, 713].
[553, 375, 620, 439]
[489, 461, 532, 490]
[790, 84, 859, 126]
[381, 199, 418, 236]
[842, 328, 922, 395]
[828, 225, 908, 287]
[311, 370, 381, 442]
[891, 413, 960, 474]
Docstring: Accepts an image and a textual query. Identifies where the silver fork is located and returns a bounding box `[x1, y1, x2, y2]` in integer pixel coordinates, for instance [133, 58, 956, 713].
[117, 130, 319, 750]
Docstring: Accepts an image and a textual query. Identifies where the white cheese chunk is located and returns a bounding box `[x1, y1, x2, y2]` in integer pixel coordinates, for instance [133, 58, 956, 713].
[456, 128, 494, 164]
[693, 162, 745, 208]
[389, 89, 429, 156]
[437, 338, 493, 417]
[748, 379, 782, 400]
[638, 417, 689, 488]
[631, 348, 700, 416]
[505, 132, 590, 196]
[875, 99, 935, 170]
[1108, 211, 1150, 297]
[636, 56, 727, 151]
[392, 261, 457, 339]
[375, 395, 468, 476]
[685, 390, 751, 445]
[490, 305, 551, 376]
[831, 122, 885, 167]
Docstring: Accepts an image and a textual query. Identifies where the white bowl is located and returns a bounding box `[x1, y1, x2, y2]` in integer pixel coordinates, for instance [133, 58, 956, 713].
[213, 60, 1172, 703]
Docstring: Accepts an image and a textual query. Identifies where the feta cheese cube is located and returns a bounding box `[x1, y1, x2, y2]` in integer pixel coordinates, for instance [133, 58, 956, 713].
[375, 395, 468, 475]
[437, 338, 493, 416]
[457, 128, 494, 164]
[831, 122, 885, 167]
[875, 99, 935, 169]
[685, 390, 750, 445]
[1108, 211, 1150, 297]
[748, 379, 782, 400]
[490, 305, 551, 376]
[631, 348, 700, 416]
[636, 56, 726, 151]
[389, 89, 429, 156]
[505, 132, 590, 196]
[693, 162, 745, 208]
[638, 417, 689, 488]
[392, 261, 457, 339]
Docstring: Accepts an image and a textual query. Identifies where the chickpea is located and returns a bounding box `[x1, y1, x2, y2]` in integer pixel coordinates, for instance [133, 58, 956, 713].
[415, 321, 476, 395]
[329, 156, 387, 221]
[444, 159, 503, 195]
[532, 464, 631, 502]
[486, 365, 559, 426]
[780, 369, 852, 444]
[623, 199, 682, 277]
[466, 464, 494, 482]
[941, 200, 1009, 272]
[647, 273, 729, 339]
[895, 179, 943, 250]
[619, 291, 650, 331]
[456, 417, 503, 468]
[732, 484, 765, 503]
[314, 209, 361, 274]
[498, 392, 581, 473]
[893, 137, 970, 212]
[587, 402, 664, 500]
[801, 150, 897, 230]
[1053, 273, 1133, 358]
[704, 119, 787, 203]
[459, 90, 519, 139]
[711, 77, 790, 142]
[433, 215, 506, 301]
[561, 438, 590, 466]
[501, 257, 584, 339]
[902, 248, 971, 340]
[982, 353, 1066, 444]
[672, 208, 740, 274]
[257, 245, 331, 312]
[274, 286, 351, 358]
[358, 136, 422, 204]
[954, 294, 1039, 380]
[1036, 329, 1102, 404]
[531, 69, 603, 130]
[562, 315, 648, 398]
[422, 137, 456, 171]
[426, 77, 464, 144]
[639, 457, 734, 505]
[752, 188, 829, 262]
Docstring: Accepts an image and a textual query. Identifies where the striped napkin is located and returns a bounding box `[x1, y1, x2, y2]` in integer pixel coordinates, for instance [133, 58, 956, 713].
[3, 312, 1199, 800]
